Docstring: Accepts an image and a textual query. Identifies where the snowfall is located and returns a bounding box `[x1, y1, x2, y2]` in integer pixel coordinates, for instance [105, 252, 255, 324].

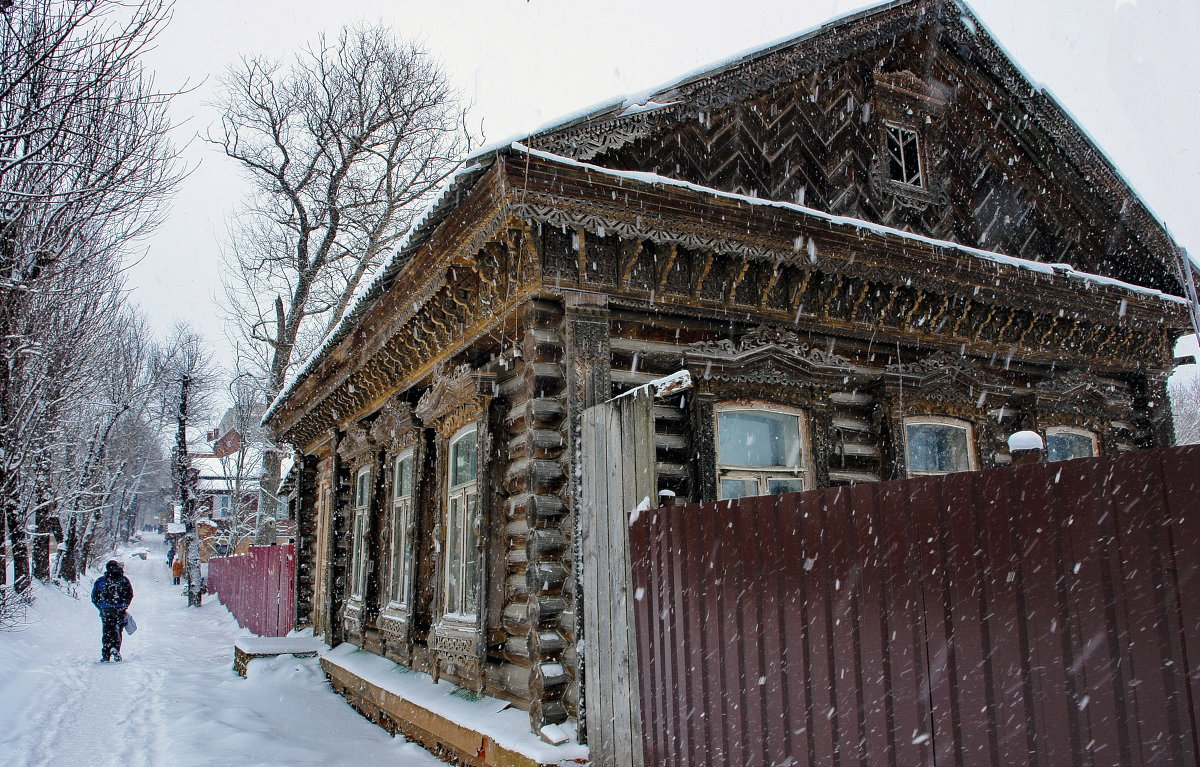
[0, 541, 443, 767]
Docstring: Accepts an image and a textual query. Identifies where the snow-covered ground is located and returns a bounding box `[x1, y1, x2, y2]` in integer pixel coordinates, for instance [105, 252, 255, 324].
[0, 541, 442, 767]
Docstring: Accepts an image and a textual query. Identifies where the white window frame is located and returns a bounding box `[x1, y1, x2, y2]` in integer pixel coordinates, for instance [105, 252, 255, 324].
[904, 416, 977, 476]
[715, 402, 812, 500]
[885, 122, 924, 188]
[350, 466, 371, 600]
[1045, 426, 1098, 462]
[388, 448, 415, 609]
[442, 425, 480, 622]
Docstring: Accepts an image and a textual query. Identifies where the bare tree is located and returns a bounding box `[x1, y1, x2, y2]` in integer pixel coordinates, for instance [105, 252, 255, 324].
[1170, 369, 1200, 445]
[158, 325, 215, 607]
[210, 375, 267, 553]
[211, 24, 472, 535]
[0, 0, 181, 592]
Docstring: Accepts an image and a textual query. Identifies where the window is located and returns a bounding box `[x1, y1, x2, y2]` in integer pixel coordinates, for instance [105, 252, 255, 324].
[443, 425, 480, 620]
[716, 404, 810, 499]
[389, 449, 415, 607]
[1045, 427, 1097, 462]
[885, 123, 923, 187]
[350, 467, 371, 600]
[905, 418, 975, 475]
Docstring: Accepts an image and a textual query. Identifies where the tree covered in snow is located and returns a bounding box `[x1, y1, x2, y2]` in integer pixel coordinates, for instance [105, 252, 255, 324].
[210, 23, 472, 533]
[0, 0, 182, 594]
[1169, 370, 1200, 445]
[156, 325, 215, 607]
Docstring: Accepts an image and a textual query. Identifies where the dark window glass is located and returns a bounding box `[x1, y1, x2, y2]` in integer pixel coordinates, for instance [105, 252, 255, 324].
[885, 124, 923, 187]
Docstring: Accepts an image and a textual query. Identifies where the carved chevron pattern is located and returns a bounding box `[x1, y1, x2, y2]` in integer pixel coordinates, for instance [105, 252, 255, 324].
[576, 22, 1178, 294]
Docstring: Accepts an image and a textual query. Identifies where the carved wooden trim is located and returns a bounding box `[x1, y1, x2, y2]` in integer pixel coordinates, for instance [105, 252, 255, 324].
[369, 399, 420, 452]
[336, 421, 373, 464]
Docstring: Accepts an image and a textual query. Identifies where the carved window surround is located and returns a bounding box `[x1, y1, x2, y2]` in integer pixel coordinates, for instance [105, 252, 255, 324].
[714, 401, 813, 498]
[903, 415, 978, 476]
[869, 69, 949, 209]
[414, 364, 496, 685]
[336, 422, 376, 622]
[370, 399, 423, 638]
[684, 324, 865, 399]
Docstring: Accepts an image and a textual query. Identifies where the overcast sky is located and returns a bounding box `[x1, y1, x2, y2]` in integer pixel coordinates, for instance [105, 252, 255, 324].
[132, 0, 1200, 375]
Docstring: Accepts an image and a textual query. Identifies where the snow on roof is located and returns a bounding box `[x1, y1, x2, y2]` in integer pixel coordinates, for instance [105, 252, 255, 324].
[521, 0, 897, 142]
[511, 142, 1188, 305]
[264, 0, 1190, 429]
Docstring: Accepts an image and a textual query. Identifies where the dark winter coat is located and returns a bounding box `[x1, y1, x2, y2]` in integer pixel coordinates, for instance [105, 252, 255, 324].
[91, 573, 134, 611]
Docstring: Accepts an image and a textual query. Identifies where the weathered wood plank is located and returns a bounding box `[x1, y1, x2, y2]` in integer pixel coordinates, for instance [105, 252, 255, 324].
[580, 391, 651, 767]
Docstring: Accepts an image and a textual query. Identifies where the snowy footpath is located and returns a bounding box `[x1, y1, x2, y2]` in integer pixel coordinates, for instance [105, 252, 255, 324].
[0, 542, 443, 767]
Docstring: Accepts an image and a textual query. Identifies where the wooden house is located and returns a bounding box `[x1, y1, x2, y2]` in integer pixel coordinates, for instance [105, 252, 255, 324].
[262, 0, 1194, 753]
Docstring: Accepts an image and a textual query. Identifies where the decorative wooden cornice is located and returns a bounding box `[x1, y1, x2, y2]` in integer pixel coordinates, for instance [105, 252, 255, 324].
[269, 150, 1185, 453]
[267, 160, 540, 449]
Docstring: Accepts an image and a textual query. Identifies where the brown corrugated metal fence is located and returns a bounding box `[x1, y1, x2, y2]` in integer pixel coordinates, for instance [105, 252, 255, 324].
[628, 445, 1200, 766]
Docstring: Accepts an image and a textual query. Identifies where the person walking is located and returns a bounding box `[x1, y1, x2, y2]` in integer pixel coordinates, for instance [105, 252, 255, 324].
[91, 560, 134, 662]
[171, 556, 183, 585]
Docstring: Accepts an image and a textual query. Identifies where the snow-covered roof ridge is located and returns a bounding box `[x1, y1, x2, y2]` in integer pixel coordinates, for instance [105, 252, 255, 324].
[510, 142, 1188, 306]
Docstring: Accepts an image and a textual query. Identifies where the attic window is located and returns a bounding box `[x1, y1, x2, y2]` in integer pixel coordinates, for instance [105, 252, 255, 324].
[885, 124, 923, 187]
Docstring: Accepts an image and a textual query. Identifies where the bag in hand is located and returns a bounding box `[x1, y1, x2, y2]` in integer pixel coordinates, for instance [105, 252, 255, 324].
[123, 613, 137, 634]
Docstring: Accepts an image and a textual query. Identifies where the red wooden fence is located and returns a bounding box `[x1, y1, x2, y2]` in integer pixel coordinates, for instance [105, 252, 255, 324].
[628, 445, 1200, 766]
[207, 544, 295, 637]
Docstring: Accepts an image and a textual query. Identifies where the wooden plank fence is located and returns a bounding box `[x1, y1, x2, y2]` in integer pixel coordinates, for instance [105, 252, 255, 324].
[628, 445, 1200, 766]
[207, 544, 296, 637]
[580, 388, 653, 767]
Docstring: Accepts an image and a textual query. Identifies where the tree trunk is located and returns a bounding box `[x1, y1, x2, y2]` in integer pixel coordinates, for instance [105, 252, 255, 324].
[255, 448, 281, 545]
[58, 513, 79, 582]
[32, 503, 53, 581]
[4, 497, 30, 592]
[185, 534, 202, 607]
[0, 509, 7, 589]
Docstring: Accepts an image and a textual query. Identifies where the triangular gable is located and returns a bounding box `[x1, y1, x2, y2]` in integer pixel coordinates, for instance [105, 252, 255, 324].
[523, 0, 1184, 297]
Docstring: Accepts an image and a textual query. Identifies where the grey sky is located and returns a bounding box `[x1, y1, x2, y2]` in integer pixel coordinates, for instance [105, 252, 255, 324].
[131, 0, 1200, 374]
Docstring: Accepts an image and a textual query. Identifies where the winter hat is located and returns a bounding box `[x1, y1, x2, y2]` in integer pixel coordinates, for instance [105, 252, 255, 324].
[105, 560, 123, 575]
